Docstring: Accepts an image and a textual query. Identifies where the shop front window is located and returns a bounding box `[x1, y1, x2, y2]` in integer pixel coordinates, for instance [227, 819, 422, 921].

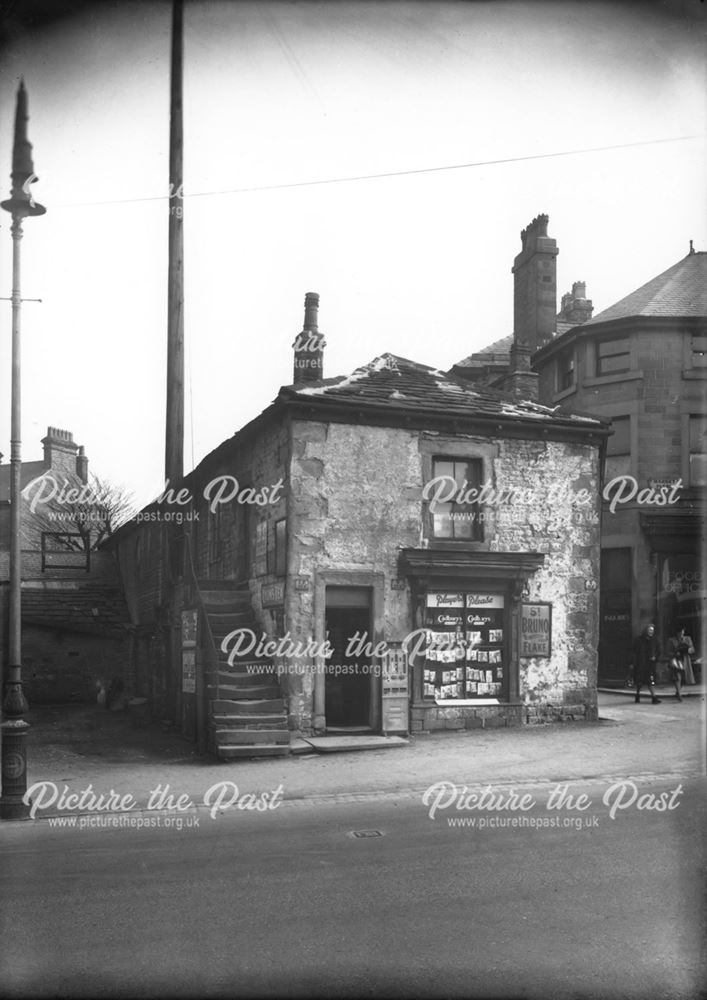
[422, 591, 505, 702]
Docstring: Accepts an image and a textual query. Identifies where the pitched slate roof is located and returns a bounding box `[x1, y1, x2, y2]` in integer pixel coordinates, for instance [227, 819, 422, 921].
[455, 334, 513, 368]
[21, 581, 129, 636]
[0, 459, 46, 504]
[281, 353, 602, 429]
[585, 251, 707, 325]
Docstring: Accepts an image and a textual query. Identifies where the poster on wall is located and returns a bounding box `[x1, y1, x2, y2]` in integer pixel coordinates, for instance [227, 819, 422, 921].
[181, 609, 198, 647]
[520, 603, 552, 657]
[255, 520, 268, 575]
[182, 649, 196, 694]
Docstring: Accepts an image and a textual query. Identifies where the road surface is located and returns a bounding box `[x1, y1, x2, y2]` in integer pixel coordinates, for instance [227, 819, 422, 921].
[1, 775, 705, 998]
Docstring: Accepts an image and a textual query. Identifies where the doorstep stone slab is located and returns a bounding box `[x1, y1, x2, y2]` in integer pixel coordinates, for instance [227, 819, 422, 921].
[301, 735, 410, 753]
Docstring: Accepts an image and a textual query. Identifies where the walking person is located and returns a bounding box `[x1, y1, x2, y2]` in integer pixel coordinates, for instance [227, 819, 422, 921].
[632, 623, 661, 704]
[667, 626, 696, 701]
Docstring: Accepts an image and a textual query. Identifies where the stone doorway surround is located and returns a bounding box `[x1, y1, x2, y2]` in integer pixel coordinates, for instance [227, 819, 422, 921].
[312, 570, 385, 734]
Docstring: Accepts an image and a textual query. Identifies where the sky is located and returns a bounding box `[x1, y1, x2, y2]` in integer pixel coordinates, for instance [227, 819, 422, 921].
[0, 0, 705, 508]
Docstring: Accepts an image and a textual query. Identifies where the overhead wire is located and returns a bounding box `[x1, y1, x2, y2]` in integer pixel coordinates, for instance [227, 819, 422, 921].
[54, 133, 704, 210]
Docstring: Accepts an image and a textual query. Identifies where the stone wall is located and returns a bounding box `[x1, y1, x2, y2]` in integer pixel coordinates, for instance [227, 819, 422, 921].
[491, 437, 601, 716]
[21, 624, 130, 704]
[285, 419, 601, 732]
[286, 421, 420, 731]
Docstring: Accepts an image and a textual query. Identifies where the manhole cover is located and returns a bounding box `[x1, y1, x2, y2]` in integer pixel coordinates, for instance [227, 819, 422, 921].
[350, 829, 383, 838]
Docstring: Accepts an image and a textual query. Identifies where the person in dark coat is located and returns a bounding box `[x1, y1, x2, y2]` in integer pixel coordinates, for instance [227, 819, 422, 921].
[632, 624, 661, 704]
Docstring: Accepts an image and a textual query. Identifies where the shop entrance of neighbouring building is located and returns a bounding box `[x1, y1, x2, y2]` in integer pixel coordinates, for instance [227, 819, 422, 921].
[598, 547, 633, 686]
[325, 587, 372, 730]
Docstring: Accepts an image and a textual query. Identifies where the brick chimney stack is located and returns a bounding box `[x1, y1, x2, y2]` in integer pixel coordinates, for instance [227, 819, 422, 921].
[499, 342, 539, 401]
[512, 214, 559, 353]
[292, 292, 325, 385]
[41, 427, 81, 477]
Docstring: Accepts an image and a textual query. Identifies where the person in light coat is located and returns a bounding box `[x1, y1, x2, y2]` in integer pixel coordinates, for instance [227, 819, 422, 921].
[667, 626, 696, 701]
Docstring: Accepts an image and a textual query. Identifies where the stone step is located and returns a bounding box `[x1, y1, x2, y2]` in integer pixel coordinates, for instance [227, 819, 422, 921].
[206, 609, 254, 622]
[214, 647, 265, 661]
[213, 673, 278, 687]
[203, 601, 255, 624]
[211, 714, 287, 727]
[201, 590, 251, 606]
[214, 729, 290, 745]
[210, 663, 274, 675]
[207, 683, 280, 700]
[216, 744, 290, 759]
[213, 660, 274, 672]
[210, 699, 285, 715]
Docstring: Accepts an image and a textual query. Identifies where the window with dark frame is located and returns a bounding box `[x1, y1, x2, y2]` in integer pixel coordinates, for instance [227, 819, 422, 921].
[596, 337, 631, 376]
[275, 519, 287, 576]
[557, 348, 576, 391]
[430, 457, 484, 540]
[689, 415, 707, 487]
[691, 335, 707, 368]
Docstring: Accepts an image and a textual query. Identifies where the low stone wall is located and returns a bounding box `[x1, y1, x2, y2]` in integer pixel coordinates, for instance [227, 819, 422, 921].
[411, 695, 595, 732]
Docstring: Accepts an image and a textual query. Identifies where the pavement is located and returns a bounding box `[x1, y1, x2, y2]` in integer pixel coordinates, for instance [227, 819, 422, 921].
[5, 684, 705, 820]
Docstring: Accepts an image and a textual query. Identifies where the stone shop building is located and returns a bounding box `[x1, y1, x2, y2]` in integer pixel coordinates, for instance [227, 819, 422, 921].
[108, 295, 609, 756]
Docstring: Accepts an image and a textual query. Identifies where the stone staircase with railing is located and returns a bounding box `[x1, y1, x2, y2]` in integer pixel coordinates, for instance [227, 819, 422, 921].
[198, 581, 290, 759]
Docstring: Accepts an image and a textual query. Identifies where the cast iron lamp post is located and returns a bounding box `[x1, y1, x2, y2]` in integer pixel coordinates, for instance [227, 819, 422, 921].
[0, 79, 45, 820]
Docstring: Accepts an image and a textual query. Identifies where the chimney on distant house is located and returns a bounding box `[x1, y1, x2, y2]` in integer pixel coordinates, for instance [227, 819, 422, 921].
[76, 445, 89, 483]
[512, 214, 558, 353]
[292, 292, 325, 386]
[41, 426, 82, 478]
[557, 281, 593, 327]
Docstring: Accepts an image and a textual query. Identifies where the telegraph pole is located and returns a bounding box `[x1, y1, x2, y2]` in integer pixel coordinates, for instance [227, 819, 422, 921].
[165, 0, 184, 486]
[0, 80, 46, 820]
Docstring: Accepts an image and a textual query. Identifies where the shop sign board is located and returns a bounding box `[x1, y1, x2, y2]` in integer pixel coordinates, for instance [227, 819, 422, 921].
[426, 592, 464, 608]
[520, 603, 552, 658]
[466, 594, 505, 608]
[262, 581, 285, 607]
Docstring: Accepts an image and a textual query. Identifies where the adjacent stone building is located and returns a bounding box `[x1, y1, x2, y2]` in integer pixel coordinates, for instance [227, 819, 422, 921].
[453, 216, 706, 686]
[108, 295, 608, 756]
[533, 248, 707, 683]
[0, 427, 130, 702]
